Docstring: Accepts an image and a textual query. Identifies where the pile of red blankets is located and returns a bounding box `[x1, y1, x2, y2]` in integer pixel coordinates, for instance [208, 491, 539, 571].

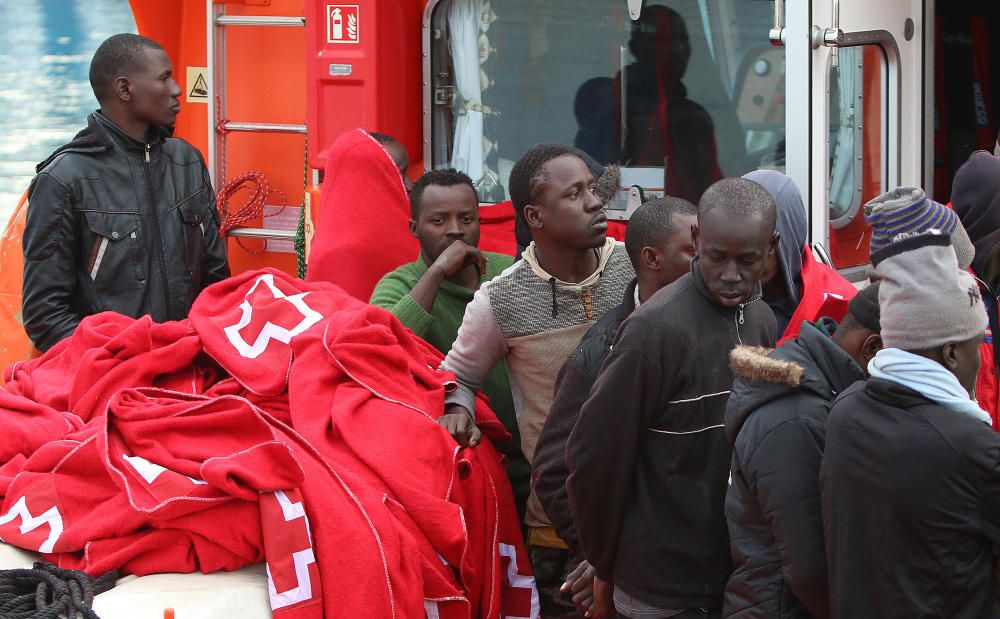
[0, 269, 538, 619]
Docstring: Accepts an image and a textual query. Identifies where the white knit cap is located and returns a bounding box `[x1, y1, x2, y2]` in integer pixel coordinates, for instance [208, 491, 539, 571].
[872, 232, 987, 350]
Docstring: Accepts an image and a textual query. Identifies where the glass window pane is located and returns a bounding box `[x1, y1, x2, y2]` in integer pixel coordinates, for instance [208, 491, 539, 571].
[430, 0, 785, 206]
[827, 45, 887, 269]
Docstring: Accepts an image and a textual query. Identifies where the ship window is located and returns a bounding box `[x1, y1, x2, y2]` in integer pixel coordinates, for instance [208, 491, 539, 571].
[427, 0, 785, 206]
[827, 45, 888, 269]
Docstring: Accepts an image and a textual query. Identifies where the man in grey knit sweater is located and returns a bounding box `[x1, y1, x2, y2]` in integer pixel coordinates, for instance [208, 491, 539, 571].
[439, 144, 634, 617]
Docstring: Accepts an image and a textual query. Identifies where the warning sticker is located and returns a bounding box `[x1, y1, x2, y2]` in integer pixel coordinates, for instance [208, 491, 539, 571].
[326, 5, 359, 44]
[186, 67, 208, 103]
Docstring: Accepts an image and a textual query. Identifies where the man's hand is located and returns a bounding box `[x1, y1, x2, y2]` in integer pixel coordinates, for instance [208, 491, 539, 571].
[431, 240, 487, 280]
[438, 404, 482, 447]
[561, 560, 601, 616]
[410, 241, 487, 313]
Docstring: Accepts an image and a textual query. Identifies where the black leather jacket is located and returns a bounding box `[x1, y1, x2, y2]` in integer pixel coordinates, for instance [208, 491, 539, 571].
[22, 112, 229, 351]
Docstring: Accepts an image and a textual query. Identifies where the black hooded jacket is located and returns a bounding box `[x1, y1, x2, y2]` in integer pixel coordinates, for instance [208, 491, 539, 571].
[22, 112, 230, 351]
[724, 321, 864, 619]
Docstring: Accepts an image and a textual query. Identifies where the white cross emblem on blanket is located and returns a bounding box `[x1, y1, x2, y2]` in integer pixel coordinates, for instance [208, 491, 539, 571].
[223, 274, 323, 359]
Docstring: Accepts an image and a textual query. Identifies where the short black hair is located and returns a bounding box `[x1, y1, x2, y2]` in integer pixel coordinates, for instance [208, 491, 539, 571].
[409, 168, 477, 218]
[624, 197, 697, 267]
[89, 33, 164, 102]
[698, 177, 777, 231]
[369, 132, 398, 146]
[508, 144, 575, 225]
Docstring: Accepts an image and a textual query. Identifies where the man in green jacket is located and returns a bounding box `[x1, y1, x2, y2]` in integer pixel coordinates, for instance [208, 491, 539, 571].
[370, 168, 527, 515]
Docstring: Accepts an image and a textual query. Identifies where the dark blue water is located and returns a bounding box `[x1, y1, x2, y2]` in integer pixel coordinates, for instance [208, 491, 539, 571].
[0, 0, 136, 224]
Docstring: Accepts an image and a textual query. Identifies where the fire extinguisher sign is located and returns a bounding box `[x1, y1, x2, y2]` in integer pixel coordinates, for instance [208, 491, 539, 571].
[326, 5, 360, 44]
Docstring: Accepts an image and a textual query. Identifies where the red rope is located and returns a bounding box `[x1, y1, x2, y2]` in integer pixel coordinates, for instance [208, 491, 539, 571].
[214, 96, 289, 254]
[217, 171, 288, 254]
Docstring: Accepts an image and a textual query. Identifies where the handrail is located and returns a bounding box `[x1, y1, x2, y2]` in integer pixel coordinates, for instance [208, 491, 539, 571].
[215, 16, 305, 27]
[219, 122, 307, 134]
[226, 227, 297, 240]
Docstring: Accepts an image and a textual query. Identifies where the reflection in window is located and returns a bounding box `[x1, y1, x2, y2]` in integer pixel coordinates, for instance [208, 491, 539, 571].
[829, 47, 863, 224]
[429, 0, 785, 205]
[827, 45, 886, 269]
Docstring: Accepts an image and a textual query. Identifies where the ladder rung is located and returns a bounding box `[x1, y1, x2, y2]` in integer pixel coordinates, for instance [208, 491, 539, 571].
[226, 227, 297, 240]
[215, 15, 305, 27]
[221, 122, 307, 134]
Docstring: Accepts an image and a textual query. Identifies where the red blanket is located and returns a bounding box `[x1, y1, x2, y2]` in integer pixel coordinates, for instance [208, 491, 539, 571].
[0, 314, 214, 468]
[0, 268, 538, 618]
[305, 129, 416, 302]
[777, 246, 858, 345]
[192, 268, 537, 618]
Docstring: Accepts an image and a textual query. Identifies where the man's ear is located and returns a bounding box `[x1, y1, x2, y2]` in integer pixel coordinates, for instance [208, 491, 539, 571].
[691, 223, 701, 254]
[768, 231, 780, 256]
[113, 76, 131, 102]
[524, 204, 544, 230]
[861, 333, 883, 365]
[408, 219, 418, 239]
[941, 342, 960, 371]
[641, 246, 661, 271]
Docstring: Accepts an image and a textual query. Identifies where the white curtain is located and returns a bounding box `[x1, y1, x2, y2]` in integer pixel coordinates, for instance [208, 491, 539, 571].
[829, 49, 859, 218]
[448, 0, 485, 184]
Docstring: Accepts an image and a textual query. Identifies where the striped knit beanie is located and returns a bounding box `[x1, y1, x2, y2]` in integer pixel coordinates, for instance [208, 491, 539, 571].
[865, 187, 975, 269]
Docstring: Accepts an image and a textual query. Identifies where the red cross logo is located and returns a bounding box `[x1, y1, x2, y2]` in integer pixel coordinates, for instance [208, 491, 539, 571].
[223, 274, 323, 359]
[0, 477, 64, 554]
[261, 489, 323, 614]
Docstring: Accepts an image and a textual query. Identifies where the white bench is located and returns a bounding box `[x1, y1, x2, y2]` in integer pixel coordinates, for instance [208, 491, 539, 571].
[0, 543, 272, 618]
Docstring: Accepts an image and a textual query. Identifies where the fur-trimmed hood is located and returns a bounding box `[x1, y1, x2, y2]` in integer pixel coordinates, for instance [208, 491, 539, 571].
[730, 345, 804, 387]
[725, 321, 865, 443]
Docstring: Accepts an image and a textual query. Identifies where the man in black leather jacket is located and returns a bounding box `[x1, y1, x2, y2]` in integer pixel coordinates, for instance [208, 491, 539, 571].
[22, 33, 229, 351]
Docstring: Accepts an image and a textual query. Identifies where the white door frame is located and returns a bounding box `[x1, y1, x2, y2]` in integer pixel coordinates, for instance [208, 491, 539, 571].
[784, 0, 928, 257]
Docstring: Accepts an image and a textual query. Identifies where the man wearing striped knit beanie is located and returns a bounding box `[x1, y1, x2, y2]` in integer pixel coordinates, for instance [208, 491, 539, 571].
[865, 187, 975, 269]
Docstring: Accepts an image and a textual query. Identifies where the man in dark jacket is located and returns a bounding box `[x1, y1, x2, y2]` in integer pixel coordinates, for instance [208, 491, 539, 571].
[22, 33, 229, 351]
[821, 233, 1000, 619]
[533, 197, 697, 615]
[952, 151, 1000, 426]
[568, 178, 778, 618]
[723, 284, 882, 619]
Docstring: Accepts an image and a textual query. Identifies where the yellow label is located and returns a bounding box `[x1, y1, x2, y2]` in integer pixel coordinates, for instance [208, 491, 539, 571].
[185, 67, 208, 103]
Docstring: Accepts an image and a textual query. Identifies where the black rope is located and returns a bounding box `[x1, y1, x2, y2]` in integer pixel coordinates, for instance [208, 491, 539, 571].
[0, 561, 117, 619]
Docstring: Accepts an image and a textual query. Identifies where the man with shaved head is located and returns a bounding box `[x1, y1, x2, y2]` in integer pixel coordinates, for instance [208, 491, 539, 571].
[568, 178, 778, 618]
[22, 33, 229, 351]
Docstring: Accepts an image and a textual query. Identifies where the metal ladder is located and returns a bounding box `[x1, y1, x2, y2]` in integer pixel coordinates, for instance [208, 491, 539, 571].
[206, 2, 307, 241]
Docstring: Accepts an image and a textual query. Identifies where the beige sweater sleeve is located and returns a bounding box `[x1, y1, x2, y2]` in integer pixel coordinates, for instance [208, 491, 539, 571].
[440, 283, 509, 414]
